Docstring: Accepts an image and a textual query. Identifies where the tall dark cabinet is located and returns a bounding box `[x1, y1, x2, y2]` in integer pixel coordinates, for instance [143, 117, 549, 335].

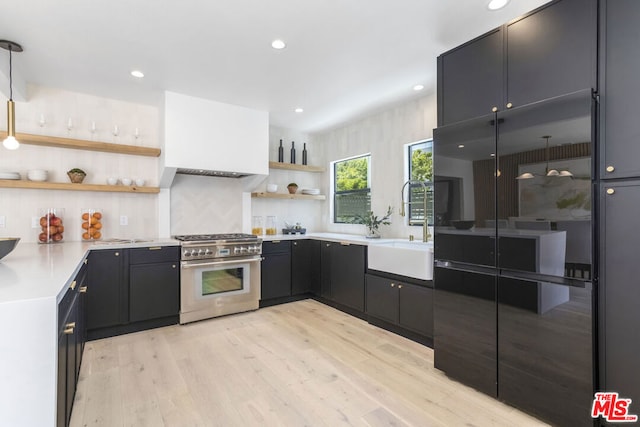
[437, 0, 596, 127]
[599, 0, 640, 413]
[433, 0, 597, 425]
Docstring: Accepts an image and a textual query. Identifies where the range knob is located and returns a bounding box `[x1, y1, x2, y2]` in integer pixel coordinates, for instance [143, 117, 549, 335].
[190, 249, 198, 257]
[205, 248, 212, 256]
[198, 249, 205, 256]
[234, 247, 241, 255]
[183, 250, 191, 257]
[240, 246, 248, 253]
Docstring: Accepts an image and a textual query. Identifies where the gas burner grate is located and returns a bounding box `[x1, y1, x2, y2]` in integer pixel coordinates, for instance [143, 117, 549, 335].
[173, 233, 258, 242]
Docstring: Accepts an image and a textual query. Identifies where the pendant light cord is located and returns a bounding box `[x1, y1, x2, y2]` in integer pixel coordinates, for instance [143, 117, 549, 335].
[8, 45, 12, 101]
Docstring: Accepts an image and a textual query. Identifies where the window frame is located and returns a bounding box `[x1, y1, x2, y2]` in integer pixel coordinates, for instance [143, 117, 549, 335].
[407, 140, 433, 226]
[332, 154, 372, 224]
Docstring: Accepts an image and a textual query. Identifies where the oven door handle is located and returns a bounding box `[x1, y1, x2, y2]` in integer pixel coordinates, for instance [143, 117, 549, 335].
[181, 256, 263, 269]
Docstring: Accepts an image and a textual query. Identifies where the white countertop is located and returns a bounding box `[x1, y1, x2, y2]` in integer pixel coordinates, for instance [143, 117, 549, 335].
[0, 239, 179, 305]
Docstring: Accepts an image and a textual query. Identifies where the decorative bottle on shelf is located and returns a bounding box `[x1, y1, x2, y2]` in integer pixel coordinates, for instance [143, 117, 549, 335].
[302, 143, 308, 165]
[278, 139, 284, 162]
[290, 141, 296, 164]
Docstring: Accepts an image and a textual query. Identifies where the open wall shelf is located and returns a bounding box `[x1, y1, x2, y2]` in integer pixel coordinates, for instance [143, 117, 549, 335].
[0, 180, 160, 194]
[0, 131, 161, 157]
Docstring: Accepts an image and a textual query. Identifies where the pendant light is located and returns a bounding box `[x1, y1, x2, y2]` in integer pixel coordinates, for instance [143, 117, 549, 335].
[516, 135, 573, 179]
[1, 40, 23, 150]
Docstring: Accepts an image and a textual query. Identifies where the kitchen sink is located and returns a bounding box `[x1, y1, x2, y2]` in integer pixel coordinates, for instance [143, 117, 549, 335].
[368, 239, 434, 280]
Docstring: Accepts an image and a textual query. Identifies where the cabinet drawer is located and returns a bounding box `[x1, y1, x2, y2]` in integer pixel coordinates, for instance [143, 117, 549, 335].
[58, 286, 77, 332]
[261, 240, 291, 255]
[129, 246, 180, 264]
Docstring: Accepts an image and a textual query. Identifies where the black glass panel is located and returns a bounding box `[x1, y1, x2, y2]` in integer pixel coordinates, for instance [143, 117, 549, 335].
[433, 112, 497, 266]
[498, 276, 593, 426]
[434, 267, 497, 397]
[496, 90, 593, 280]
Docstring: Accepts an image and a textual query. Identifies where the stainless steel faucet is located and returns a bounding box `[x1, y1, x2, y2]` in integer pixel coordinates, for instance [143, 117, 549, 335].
[400, 179, 431, 242]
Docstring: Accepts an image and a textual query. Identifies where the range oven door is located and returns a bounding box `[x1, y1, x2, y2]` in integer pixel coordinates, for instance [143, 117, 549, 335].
[180, 256, 261, 324]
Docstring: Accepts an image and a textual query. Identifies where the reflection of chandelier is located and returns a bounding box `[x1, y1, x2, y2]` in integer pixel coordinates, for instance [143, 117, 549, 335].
[516, 135, 573, 180]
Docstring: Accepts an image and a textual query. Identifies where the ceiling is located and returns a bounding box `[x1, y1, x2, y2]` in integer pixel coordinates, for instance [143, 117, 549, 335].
[1, 0, 549, 134]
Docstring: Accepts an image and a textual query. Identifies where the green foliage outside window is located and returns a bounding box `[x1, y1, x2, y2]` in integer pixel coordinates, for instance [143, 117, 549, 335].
[336, 157, 369, 190]
[334, 155, 371, 223]
[408, 141, 434, 226]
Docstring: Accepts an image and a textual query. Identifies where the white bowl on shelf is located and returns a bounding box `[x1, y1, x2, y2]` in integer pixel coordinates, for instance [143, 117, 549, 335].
[135, 178, 146, 186]
[121, 178, 132, 186]
[107, 177, 118, 185]
[27, 169, 48, 182]
[266, 184, 278, 193]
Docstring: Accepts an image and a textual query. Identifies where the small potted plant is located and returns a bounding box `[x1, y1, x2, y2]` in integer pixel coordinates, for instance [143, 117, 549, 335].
[287, 182, 298, 194]
[353, 206, 393, 238]
[67, 168, 86, 184]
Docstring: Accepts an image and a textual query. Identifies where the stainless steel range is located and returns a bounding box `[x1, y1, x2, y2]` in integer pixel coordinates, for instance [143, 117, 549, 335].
[174, 233, 262, 324]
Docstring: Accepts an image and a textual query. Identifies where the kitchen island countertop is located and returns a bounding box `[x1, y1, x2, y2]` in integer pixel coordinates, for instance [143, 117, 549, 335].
[0, 238, 179, 305]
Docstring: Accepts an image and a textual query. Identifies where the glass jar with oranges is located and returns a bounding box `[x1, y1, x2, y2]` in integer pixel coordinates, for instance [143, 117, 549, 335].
[81, 209, 103, 240]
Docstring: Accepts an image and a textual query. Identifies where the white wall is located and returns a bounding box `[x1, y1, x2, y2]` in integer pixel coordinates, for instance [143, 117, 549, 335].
[249, 126, 324, 233]
[0, 85, 160, 242]
[311, 94, 437, 239]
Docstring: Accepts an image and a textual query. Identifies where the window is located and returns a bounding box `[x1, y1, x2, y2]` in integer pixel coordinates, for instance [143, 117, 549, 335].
[333, 154, 371, 223]
[407, 140, 433, 226]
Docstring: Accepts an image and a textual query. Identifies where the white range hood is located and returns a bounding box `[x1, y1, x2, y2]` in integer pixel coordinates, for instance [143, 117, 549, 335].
[159, 91, 269, 188]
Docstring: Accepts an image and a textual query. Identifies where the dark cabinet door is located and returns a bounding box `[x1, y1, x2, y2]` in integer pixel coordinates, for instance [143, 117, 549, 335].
[261, 252, 292, 300]
[129, 262, 179, 322]
[57, 288, 80, 427]
[75, 261, 88, 378]
[320, 241, 333, 299]
[87, 249, 126, 330]
[65, 303, 78, 427]
[438, 29, 503, 126]
[331, 243, 365, 312]
[600, 0, 640, 180]
[291, 240, 317, 295]
[498, 276, 593, 426]
[505, 0, 596, 109]
[399, 283, 433, 337]
[601, 181, 640, 408]
[365, 274, 399, 324]
[434, 266, 497, 397]
[57, 331, 67, 427]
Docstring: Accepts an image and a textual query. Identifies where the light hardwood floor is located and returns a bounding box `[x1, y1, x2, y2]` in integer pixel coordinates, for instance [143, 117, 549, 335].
[70, 299, 548, 427]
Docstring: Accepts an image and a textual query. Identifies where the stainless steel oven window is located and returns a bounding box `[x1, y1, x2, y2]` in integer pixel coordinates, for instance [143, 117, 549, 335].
[194, 263, 251, 299]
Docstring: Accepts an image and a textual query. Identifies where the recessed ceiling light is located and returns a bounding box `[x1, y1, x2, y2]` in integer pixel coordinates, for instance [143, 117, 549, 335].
[413, 84, 424, 91]
[295, 108, 304, 113]
[487, 0, 510, 10]
[458, 144, 465, 148]
[131, 70, 144, 78]
[271, 39, 286, 49]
